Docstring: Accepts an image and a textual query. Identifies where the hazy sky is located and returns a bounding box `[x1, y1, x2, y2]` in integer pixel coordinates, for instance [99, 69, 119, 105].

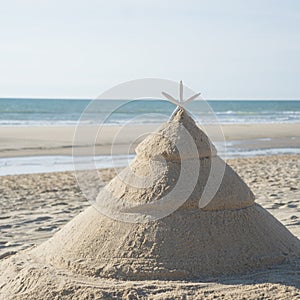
[1, 0, 300, 99]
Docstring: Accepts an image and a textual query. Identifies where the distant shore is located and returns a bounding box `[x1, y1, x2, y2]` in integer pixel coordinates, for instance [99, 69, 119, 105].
[1, 123, 300, 158]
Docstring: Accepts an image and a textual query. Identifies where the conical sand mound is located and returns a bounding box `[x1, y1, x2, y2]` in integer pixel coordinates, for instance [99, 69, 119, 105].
[1, 107, 300, 296]
[26, 108, 300, 279]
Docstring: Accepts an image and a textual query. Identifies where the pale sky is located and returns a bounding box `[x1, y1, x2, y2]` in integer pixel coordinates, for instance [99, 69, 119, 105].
[1, 0, 300, 99]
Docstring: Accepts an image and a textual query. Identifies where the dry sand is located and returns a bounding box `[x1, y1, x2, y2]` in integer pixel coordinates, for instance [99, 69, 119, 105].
[1, 155, 300, 299]
[1, 123, 300, 157]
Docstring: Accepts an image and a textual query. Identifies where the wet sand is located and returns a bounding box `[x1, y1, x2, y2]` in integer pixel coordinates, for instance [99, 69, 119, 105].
[1, 123, 300, 157]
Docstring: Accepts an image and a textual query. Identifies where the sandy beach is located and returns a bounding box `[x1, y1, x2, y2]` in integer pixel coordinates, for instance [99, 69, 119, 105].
[0, 154, 300, 298]
[2, 0, 300, 297]
[1, 117, 300, 300]
[1, 115, 300, 299]
[1, 123, 300, 157]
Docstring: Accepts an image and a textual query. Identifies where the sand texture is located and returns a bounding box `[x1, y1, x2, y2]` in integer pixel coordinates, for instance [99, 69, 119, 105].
[0, 155, 300, 299]
[1, 109, 300, 299]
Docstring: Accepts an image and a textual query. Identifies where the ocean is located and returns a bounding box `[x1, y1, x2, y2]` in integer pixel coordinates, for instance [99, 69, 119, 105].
[0, 98, 300, 126]
[0, 98, 299, 176]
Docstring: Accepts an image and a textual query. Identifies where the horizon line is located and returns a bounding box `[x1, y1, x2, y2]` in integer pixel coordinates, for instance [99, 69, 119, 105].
[0, 97, 300, 101]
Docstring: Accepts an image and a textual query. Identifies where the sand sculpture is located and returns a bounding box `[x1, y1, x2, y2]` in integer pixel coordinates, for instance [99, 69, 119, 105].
[25, 107, 300, 280]
[1, 86, 300, 297]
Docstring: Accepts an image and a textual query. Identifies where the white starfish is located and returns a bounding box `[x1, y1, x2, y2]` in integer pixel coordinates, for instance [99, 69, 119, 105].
[162, 80, 201, 108]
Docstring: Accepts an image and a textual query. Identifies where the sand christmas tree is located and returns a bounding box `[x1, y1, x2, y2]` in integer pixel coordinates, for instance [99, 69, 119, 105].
[1, 82, 300, 297]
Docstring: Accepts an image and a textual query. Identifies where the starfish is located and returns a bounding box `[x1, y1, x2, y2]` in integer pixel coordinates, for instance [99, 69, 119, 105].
[162, 80, 201, 108]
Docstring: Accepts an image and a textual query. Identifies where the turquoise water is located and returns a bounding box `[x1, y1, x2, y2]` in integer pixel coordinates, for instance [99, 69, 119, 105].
[0, 98, 299, 126]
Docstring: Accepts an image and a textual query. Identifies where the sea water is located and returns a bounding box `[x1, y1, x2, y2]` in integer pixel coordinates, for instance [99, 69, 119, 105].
[0, 98, 299, 126]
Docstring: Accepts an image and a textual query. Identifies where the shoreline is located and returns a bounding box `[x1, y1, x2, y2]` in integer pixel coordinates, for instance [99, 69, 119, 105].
[1, 152, 300, 177]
